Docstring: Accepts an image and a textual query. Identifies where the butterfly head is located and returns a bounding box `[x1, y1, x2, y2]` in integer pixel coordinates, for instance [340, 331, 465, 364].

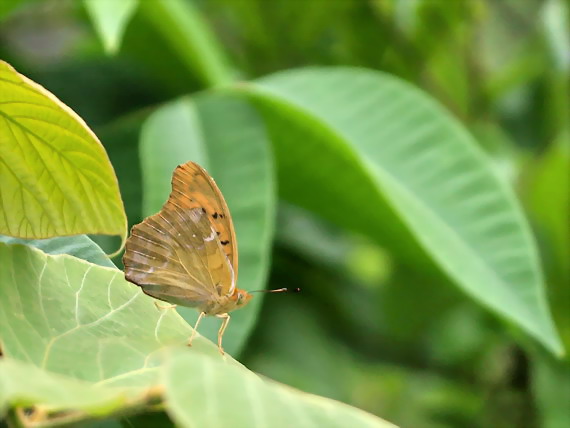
[233, 289, 253, 307]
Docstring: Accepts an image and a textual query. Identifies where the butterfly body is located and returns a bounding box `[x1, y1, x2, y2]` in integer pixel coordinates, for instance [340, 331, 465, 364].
[199, 289, 252, 316]
[123, 162, 250, 354]
[135, 281, 252, 316]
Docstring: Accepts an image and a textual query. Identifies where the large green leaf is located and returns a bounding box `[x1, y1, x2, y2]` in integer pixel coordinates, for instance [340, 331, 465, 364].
[0, 60, 127, 250]
[239, 67, 563, 356]
[0, 241, 194, 423]
[0, 243, 197, 385]
[84, 0, 139, 55]
[0, 243, 394, 426]
[163, 351, 397, 428]
[139, 93, 275, 356]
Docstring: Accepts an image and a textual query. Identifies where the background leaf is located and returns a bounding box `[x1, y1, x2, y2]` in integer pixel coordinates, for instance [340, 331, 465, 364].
[139, 93, 275, 356]
[241, 67, 563, 356]
[521, 133, 570, 347]
[0, 60, 127, 250]
[163, 351, 396, 428]
[532, 352, 570, 428]
[84, 0, 139, 55]
[0, 0, 26, 20]
[136, 0, 234, 87]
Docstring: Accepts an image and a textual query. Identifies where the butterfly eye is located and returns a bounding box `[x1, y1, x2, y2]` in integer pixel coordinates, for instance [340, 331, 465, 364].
[236, 292, 245, 304]
[235, 291, 251, 305]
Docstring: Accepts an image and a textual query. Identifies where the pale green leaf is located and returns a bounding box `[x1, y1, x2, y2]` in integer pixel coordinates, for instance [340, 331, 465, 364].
[139, 94, 275, 356]
[163, 352, 397, 428]
[241, 67, 563, 356]
[0, 358, 127, 418]
[84, 0, 139, 55]
[0, 243, 390, 425]
[0, 242, 203, 388]
[0, 60, 127, 250]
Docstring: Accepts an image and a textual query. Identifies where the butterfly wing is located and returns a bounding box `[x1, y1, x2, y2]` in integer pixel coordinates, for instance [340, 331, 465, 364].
[169, 162, 238, 294]
[123, 163, 236, 306]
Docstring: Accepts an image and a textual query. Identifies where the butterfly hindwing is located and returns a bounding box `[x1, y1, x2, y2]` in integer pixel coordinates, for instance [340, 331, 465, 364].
[124, 202, 234, 306]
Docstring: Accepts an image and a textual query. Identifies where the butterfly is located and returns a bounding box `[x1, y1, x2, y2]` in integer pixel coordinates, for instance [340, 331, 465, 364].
[122, 161, 252, 355]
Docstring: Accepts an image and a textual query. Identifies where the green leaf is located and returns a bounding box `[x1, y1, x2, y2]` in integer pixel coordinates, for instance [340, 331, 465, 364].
[0, 235, 114, 267]
[137, 0, 234, 87]
[522, 133, 570, 348]
[541, 0, 570, 72]
[523, 134, 570, 280]
[0, 358, 127, 419]
[0, 243, 391, 426]
[139, 94, 275, 356]
[240, 67, 563, 356]
[0, 60, 127, 251]
[532, 352, 570, 428]
[94, 112, 150, 259]
[0, 0, 26, 20]
[0, 242, 202, 387]
[84, 0, 139, 55]
[163, 351, 396, 428]
[0, 242, 190, 422]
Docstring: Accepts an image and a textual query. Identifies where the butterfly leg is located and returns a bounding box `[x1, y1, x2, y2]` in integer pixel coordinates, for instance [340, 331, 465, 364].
[216, 313, 230, 355]
[187, 311, 205, 347]
[154, 301, 177, 310]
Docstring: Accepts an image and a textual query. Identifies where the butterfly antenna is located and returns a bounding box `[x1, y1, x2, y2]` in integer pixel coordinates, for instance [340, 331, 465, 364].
[250, 287, 301, 294]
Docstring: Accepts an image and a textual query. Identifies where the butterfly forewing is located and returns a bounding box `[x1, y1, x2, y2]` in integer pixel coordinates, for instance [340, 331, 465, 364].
[169, 162, 238, 294]
[123, 162, 237, 305]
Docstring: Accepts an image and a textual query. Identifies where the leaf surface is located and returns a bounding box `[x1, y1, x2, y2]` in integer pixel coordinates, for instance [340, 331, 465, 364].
[241, 67, 563, 355]
[0, 61, 127, 250]
[163, 352, 397, 428]
[0, 358, 128, 418]
[0, 243, 394, 426]
[0, 243, 196, 387]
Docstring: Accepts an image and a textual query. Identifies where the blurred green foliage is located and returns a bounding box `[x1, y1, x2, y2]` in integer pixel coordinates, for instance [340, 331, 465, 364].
[0, 0, 568, 426]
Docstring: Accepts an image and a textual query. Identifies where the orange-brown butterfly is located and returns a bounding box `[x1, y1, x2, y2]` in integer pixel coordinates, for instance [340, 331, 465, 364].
[123, 161, 297, 355]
